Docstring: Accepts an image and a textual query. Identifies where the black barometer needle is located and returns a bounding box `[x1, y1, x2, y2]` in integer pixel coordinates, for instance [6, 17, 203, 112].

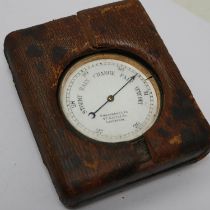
[88, 73, 138, 119]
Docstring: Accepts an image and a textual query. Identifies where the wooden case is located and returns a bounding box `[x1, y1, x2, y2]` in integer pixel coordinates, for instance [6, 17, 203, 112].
[4, 0, 210, 207]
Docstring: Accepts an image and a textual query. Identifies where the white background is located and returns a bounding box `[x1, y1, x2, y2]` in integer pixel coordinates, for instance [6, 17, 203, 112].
[0, 0, 210, 209]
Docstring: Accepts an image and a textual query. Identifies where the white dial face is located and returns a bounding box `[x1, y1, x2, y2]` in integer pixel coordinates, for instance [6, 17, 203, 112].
[59, 54, 161, 143]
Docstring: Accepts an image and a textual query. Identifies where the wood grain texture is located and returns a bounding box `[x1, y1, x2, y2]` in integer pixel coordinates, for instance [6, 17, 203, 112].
[4, 0, 210, 207]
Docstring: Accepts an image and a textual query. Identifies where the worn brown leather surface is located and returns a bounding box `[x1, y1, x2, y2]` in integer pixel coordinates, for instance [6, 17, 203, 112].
[4, 0, 210, 207]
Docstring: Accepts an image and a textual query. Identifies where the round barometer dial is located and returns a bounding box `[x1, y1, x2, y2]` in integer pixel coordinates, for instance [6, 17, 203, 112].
[59, 54, 161, 143]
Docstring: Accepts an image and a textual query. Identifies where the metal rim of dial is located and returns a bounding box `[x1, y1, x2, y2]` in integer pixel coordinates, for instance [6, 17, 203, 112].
[59, 53, 161, 143]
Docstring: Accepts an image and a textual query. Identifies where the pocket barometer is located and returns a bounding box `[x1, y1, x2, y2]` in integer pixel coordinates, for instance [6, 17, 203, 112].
[4, 0, 210, 207]
[59, 54, 161, 143]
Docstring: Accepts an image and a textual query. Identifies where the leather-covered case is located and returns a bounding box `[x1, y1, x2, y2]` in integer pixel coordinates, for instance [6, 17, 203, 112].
[4, 0, 210, 207]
